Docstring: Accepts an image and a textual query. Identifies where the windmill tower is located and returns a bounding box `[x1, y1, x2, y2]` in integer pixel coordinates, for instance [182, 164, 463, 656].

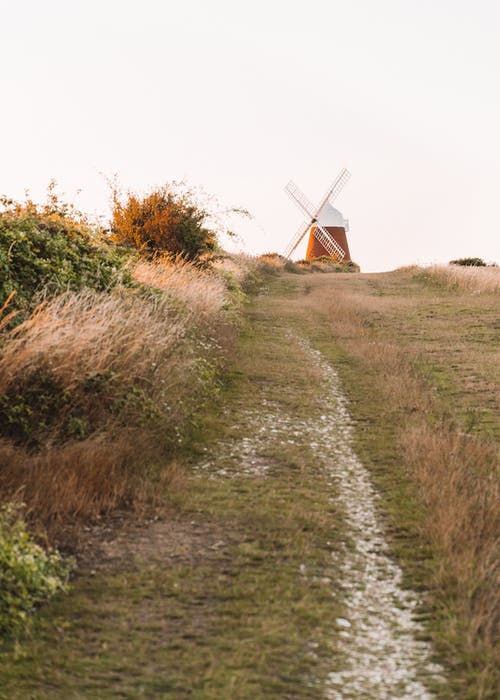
[284, 168, 351, 261]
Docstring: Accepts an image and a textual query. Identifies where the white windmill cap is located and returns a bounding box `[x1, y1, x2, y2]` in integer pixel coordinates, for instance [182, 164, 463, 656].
[317, 201, 346, 228]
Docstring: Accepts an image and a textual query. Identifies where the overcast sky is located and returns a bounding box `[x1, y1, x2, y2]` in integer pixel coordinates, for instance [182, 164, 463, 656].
[1, 0, 499, 270]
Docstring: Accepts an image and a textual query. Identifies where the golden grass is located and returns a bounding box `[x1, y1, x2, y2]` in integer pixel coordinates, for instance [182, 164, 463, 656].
[402, 424, 499, 648]
[419, 264, 500, 293]
[0, 435, 183, 544]
[0, 289, 188, 395]
[131, 257, 228, 318]
[212, 252, 265, 282]
[0, 256, 243, 542]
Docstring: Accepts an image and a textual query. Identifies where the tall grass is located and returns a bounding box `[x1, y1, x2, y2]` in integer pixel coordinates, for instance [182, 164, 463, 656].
[417, 264, 500, 293]
[131, 257, 228, 318]
[0, 290, 188, 395]
[0, 255, 249, 541]
[403, 425, 499, 648]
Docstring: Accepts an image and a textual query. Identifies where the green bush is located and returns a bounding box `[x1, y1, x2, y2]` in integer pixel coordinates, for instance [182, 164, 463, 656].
[0, 193, 132, 322]
[0, 504, 72, 638]
[449, 257, 486, 267]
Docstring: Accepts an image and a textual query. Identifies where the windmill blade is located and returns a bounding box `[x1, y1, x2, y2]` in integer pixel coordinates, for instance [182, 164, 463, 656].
[284, 219, 310, 259]
[312, 223, 346, 261]
[315, 168, 351, 215]
[284, 180, 317, 220]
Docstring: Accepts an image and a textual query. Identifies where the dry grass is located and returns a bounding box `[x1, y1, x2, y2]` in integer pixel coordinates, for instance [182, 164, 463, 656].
[0, 255, 244, 542]
[212, 252, 265, 282]
[0, 435, 187, 546]
[256, 253, 286, 270]
[0, 288, 192, 539]
[0, 289, 189, 396]
[0, 435, 174, 544]
[418, 264, 500, 293]
[403, 425, 499, 648]
[131, 257, 228, 318]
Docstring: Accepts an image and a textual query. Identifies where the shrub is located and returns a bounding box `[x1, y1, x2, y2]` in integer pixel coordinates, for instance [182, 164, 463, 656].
[0, 190, 131, 322]
[110, 184, 217, 260]
[449, 257, 486, 266]
[0, 503, 71, 638]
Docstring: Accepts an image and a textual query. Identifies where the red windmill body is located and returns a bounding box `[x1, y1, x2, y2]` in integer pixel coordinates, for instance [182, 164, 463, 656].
[284, 169, 351, 262]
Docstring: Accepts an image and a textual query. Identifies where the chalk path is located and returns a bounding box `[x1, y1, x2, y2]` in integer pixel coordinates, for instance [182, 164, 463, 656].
[197, 330, 443, 698]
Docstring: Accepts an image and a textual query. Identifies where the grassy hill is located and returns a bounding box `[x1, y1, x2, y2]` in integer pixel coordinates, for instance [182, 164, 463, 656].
[0, 261, 498, 698]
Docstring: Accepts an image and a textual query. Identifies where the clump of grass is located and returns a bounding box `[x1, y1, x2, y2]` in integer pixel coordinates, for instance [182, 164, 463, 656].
[257, 253, 360, 274]
[0, 437, 181, 543]
[402, 424, 499, 651]
[257, 253, 287, 270]
[0, 289, 191, 442]
[213, 252, 265, 283]
[0, 284, 202, 536]
[0, 255, 242, 540]
[296, 257, 360, 273]
[415, 264, 500, 293]
[131, 257, 228, 319]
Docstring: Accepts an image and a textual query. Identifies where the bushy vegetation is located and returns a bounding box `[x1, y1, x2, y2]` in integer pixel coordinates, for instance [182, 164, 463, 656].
[0, 187, 263, 532]
[257, 253, 360, 273]
[0, 504, 71, 639]
[110, 183, 217, 260]
[0, 190, 132, 323]
[449, 256, 486, 266]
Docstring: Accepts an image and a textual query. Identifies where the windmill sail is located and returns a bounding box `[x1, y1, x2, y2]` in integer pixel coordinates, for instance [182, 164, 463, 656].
[284, 181, 317, 220]
[284, 220, 310, 259]
[315, 168, 351, 216]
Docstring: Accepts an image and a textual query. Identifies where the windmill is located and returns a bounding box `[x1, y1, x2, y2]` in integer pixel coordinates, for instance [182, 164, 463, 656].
[283, 168, 351, 261]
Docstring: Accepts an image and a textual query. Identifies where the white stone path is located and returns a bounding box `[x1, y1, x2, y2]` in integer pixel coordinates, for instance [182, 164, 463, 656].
[197, 330, 443, 698]
[293, 335, 443, 699]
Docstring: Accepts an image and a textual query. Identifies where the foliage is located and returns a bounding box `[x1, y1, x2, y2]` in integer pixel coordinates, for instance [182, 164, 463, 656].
[110, 184, 217, 260]
[0, 503, 71, 639]
[0, 188, 132, 322]
[0, 254, 248, 537]
[257, 254, 360, 273]
[449, 257, 486, 266]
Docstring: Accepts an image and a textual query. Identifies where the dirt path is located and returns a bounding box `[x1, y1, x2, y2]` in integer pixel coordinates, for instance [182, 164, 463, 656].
[292, 334, 443, 699]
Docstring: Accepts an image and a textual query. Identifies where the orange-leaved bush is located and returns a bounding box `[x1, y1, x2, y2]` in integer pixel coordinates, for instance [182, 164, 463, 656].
[110, 184, 217, 260]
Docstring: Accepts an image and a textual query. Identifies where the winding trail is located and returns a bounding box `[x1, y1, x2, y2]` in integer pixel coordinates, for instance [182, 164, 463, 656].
[199, 328, 443, 698]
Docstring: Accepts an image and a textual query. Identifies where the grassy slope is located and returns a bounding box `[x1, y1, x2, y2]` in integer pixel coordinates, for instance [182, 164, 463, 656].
[0, 269, 497, 698]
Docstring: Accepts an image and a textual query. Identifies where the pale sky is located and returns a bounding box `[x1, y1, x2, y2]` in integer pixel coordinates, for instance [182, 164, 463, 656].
[1, 0, 499, 271]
